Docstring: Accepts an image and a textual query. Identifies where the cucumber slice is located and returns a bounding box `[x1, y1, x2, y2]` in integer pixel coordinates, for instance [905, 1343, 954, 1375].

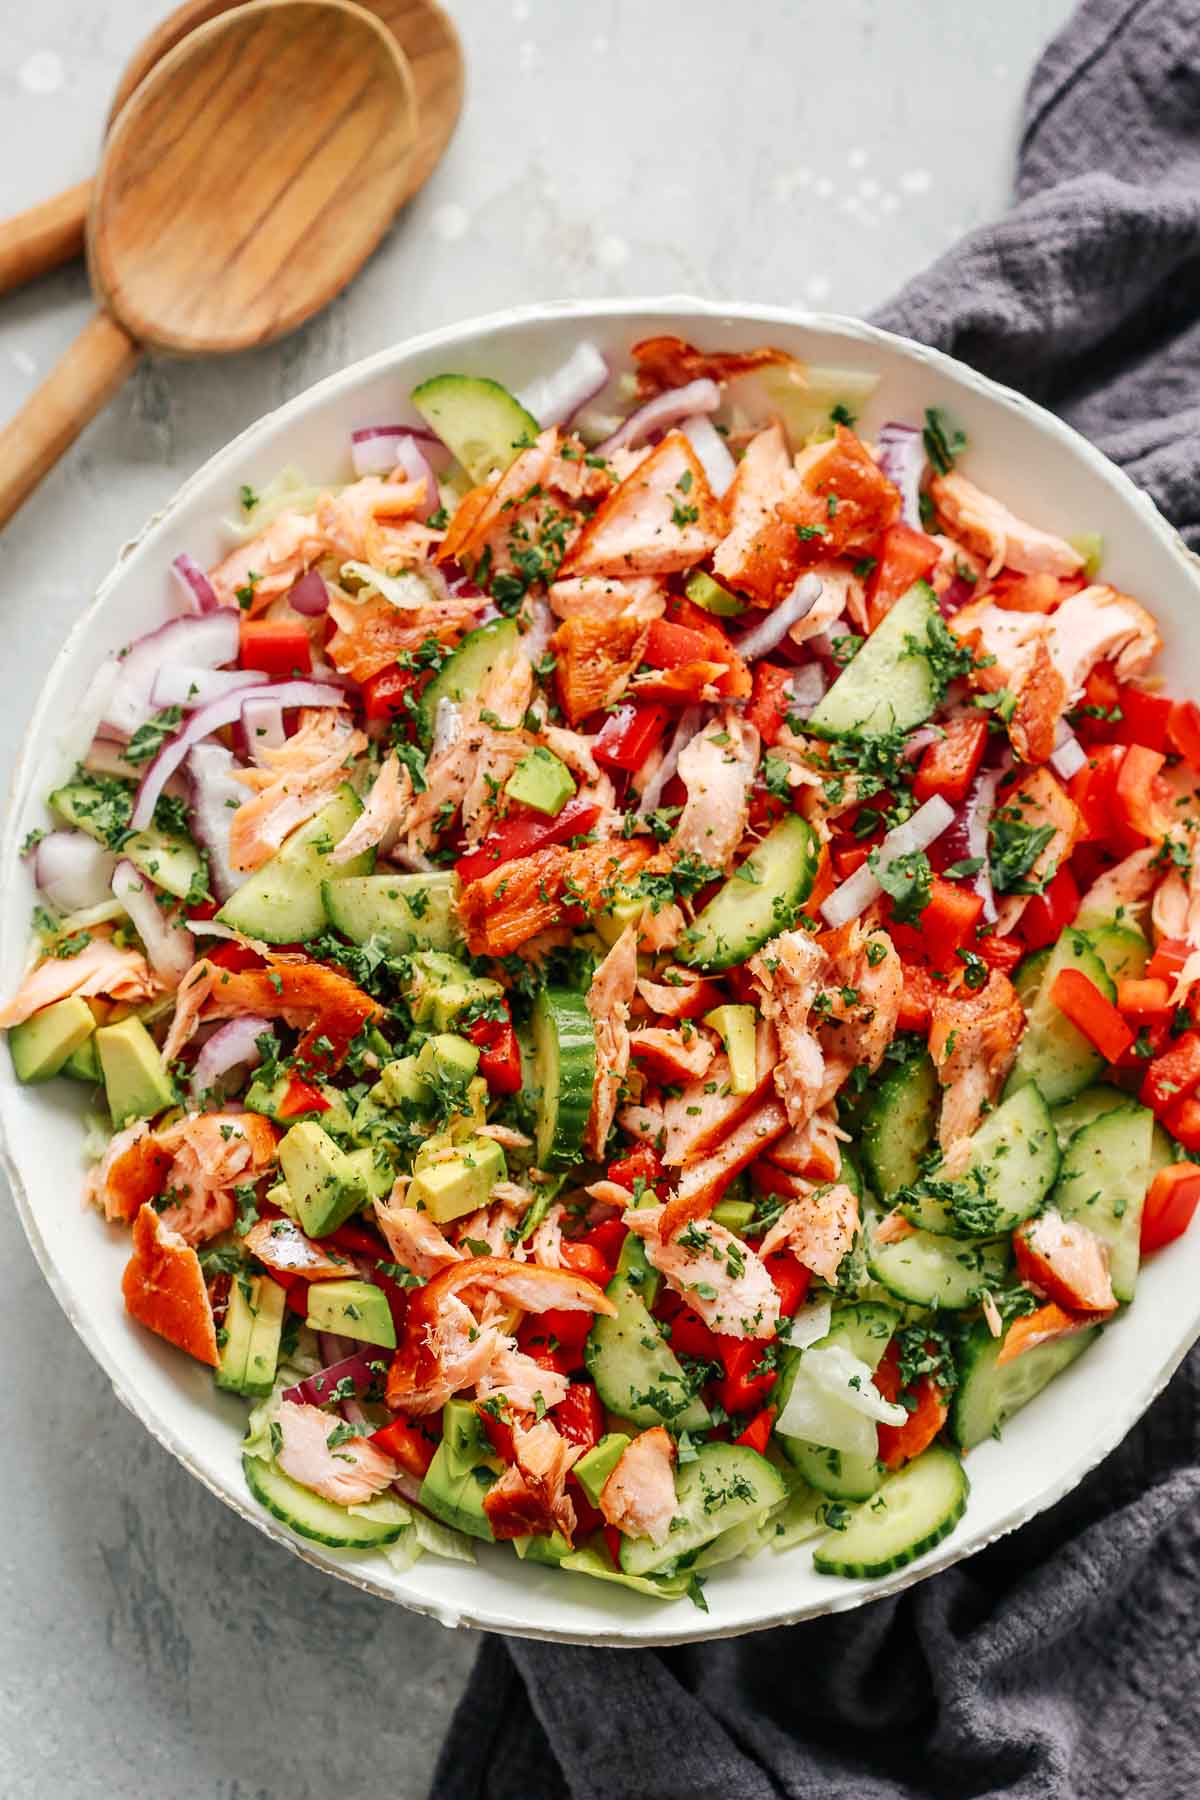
[619, 1443, 786, 1576]
[1050, 1103, 1153, 1302]
[860, 1053, 938, 1200]
[584, 1273, 710, 1434]
[1013, 946, 1050, 1009]
[411, 374, 539, 484]
[1050, 1082, 1129, 1152]
[322, 870, 461, 953]
[242, 1454, 410, 1548]
[415, 618, 521, 747]
[680, 814, 820, 973]
[866, 1212, 1010, 1310]
[1087, 922, 1149, 985]
[950, 1315, 1100, 1449]
[1005, 929, 1114, 1106]
[806, 581, 940, 738]
[812, 1444, 968, 1578]
[216, 784, 371, 943]
[50, 781, 204, 902]
[531, 987, 595, 1170]
[775, 1302, 900, 1501]
[898, 1084, 1059, 1239]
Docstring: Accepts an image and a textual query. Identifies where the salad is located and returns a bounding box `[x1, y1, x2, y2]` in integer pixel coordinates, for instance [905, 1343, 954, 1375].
[6, 331, 1200, 1608]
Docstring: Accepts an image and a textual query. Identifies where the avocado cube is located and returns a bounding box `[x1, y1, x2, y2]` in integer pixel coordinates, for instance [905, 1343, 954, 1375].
[505, 747, 576, 817]
[428, 979, 505, 1033]
[376, 1055, 435, 1114]
[418, 1441, 496, 1542]
[95, 1015, 176, 1126]
[711, 1196, 756, 1237]
[443, 1398, 498, 1479]
[703, 1003, 759, 1095]
[243, 1275, 287, 1397]
[616, 1230, 660, 1306]
[343, 1145, 395, 1202]
[62, 1032, 102, 1083]
[404, 952, 475, 1025]
[685, 570, 746, 617]
[573, 1433, 632, 1508]
[415, 1033, 481, 1093]
[305, 1278, 396, 1349]
[594, 884, 647, 949]
[266, 1179, 300, 1225]
[245, 1074, 353, 1135]
[407, 1134, 506, 1225]
[9, 995, 95, 1083]
[215, 1273, 258, 1394]
[513, 1529, 573, 1565]
[278, 1120, 369, 1238]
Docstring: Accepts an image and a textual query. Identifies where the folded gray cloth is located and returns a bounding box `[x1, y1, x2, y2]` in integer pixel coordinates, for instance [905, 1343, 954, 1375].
[431, 4, 1200, 1793]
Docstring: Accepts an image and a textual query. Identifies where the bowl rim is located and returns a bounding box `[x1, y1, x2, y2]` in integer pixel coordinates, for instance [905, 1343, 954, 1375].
[4, 293, 1199, 1646]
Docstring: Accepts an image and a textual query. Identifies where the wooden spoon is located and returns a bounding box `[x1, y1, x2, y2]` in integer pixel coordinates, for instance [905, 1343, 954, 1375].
[0, 0, 462, 297]
[0, 0, 417, 527]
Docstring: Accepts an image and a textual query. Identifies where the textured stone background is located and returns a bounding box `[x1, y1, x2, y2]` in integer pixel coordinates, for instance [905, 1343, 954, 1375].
[0, 1, 1072, 1793]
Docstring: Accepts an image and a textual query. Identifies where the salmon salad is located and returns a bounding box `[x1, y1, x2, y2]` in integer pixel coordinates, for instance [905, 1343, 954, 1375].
[7, 333, 1200, 1605]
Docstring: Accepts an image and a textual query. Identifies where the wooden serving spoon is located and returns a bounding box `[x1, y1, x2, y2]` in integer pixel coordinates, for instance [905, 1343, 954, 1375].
[0, 0, 462, 297]
[0, 0, 417, 528]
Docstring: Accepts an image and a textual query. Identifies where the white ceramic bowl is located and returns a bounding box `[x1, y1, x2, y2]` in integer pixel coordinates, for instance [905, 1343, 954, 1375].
[4, 299, 1199, 1646]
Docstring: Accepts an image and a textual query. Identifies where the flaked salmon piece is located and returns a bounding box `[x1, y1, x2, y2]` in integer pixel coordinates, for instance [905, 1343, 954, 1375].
[636, 968, 722, 1020]
[457, 838, 651, 959]
[154, 1111, 277, 1245]
[765, 1106, 846, 1181]
[875, 1208, 917, 1246]
[530, 1201, 565, 1269]
[373, 1195, 462, 1279]
[672, 709, 759, 873]
[712, 423, 806, 607]
[930, 472, 1086, 579]
[275, 1401, 398, 1506]
[657, 1023, 777, 1165]
[437, 431, 562, 571]
[779, 426, 901, 560]
[930, 971, 1024, 1153]
[791, 563, 864, 642]
[628, 1025, 716, 1084]
[387, 1292, 505, 1415]
[85, 1122, 172, 1224]
[548, 574, 667, 621]
[476, 1344, 570, 1416]
[617, 1100, 665, 1147]
[638, 904, 685, 955]
[406, 650, 534, 852]
[244, 1217, 352, 1281]
[553, 610, 651, 726]
[455, 1190, 530, 1260]
[316, 473, 431, 569]
[816, 921, 903, 1101]
[162, 955, 382, 1071]
[208, 509, 329, 613]
[623, 1204, 781, 1339]
[758, 1181, 859, 1284]
[547, 440, 617, 503]
[930, 533, 990, 598]
[1045, 584, 1161, 695]
[996, 1302, 1094, 1367]
[121, 1203, 219, 1366]
[748, 928, 830, 1129]
[0, 934, 160, 1029]
[585, 925, 640, 1161]
[993, 768, 1082, 935]
[1080, 846, 1160, 929]
[631, 335, 796, 397]
[330, 753, 412, 866]
[664, 1097, 789, 1237]
[326, 591, 483, 684]
[599, 1425, 678, 1545]
[482, 1418, 582, 1546]
[949, 600, 1067, 765]
[558, 433, 724, 580]
[229, 708, 367, 873]
[1015, 1209, 1116, 1314]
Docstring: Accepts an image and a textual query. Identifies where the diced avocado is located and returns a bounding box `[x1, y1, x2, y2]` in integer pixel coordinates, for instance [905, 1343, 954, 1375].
[418, 1441, 497, 1541]
[62, 1032, 102, 1084]
[407, 1134, 507, 1225]
[1069, 531, 1104, 580]
[8, 995, 95, 1083]
[711, 1196, 756, 1236]
[215, 1273, 258, 1394]
[685, 570, 746, 617]
[513, 1529, 572, 1565]
[243, 1275, 286, 1396]
[278, 1120, 369, 1238]
[343, 1145, 394, 1201]
[415, 1032, 481, 1094]
[574, 1432, 631, 1508]
[305, 1277, 396, 1349]
[404, 951, 476, 1025]
[244, 1074, 353, 1136]
[95, 1015, 175, 1126]
[266, 1179, 300, 1224]
[616, 1225, 660, 1307]
[375, 1056, 435, 1115]
[505, 748, 576, 818]
[594, 885, 646, 949]
[427, 980, 505, 1033]
[443, 1398, 498, 1479]
[703, 1003, 758, 1095]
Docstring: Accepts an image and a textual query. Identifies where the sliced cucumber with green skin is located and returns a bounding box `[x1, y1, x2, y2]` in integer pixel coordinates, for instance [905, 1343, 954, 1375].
[411, 374, 539, 484]
[531, 986, 595, 1170]
[775, 1302, 900, 1501]
[806, 581, 940, 738]
[812, 1444, 968, 1579]
[1005, 929, 1114, 1106]
[680, 814, 820, 973]
[950, 1316, 1100, 1449]
[1050, 1103, 1153, 1302]
[1087, 922, 1149, 985]
[216, 784, 371, 943]
[619, 1444, 786, 1576]
[866, 1213, 1010, 1310]
[1050, 1082, 1131, 1153]
[415, 618, 522, 747]
[322, 870, 461, 953]
[898, 1084, 1059, 1239]
[860, 1053, 938, 1201]
[1013, 947, 1050, 1010]
[50, 782, 204, 901]
[243, 1454, 410, 1548]
[584, 1273, 710, 1434]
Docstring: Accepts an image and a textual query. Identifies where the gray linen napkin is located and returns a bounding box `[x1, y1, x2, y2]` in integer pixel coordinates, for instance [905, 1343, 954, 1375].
[432, 4, 1200, 1793]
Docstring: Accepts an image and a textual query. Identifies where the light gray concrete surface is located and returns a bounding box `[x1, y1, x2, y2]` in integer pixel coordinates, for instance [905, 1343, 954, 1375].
[0, 1, 1074, 1794]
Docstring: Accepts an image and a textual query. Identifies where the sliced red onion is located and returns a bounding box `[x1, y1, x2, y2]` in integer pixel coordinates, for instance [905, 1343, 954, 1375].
[938, 574, 976, 617]
[351, 424, 452, 479]
[820, 794, 955, 928]
[518, 341, 609, 429]
[875, 422, 925, 530]
[190, 1014, 271, 1100]
[186, 742, 250, 902]
[152, 665, 267, 710]
[112, 859, 195, 986]
[35, 831, 118, 911]
[806, 615, 848, 662]
[938, 767, 1000, 924]
[287, 569, 329, 617]
[902, 725, 944, 762]
[1050, 720, 1087, 782]
[102, 610, 242, 738]
[681, 413, 736, 496]
[241, 694, 286, 766]
[637, 704, 704, 816]
[283, 1349, 384, 1408]
[172, 553, 220, 615]
[598, 379, 721, 455]
[733, 575, 823, 662]
[131, 680, 346, 831]
[781, 662, 827, 721]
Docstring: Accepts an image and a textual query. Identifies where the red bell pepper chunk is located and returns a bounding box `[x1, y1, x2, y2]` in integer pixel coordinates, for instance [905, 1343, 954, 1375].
[872, 1340, 950, 1471]
[1115, 684, 1173, 753]
[276, 1075, 332, 1120]
[517, 1306, 592, 1371]
[764, 1250, 811, 1318]
[1141, 1162, 1200, 1253]
[205, 939, 265, 974]
[327, 1220, 385, 1259]
[465, 1007, 522, 1094]
[745, 662, 798, 749]
[1111, 744, 1168, 852]
[1050, 967, 1134, 1063]
[644, 617, 751, 699]
[593, 703, 670, 773]
[1164, 1095, 1200, 1152]
[607, 1143, 664, 1194]
[559, 1241, 612, 1287]
[478, 1405, 515, 1464]
[735, 1408, 776, 1456]
[972, 931, 1025, 975]
[1147, 937, 1192, 985]
[361, 665, 420, 722]
[1067, 744, 1126, 843]
[580, 1218, 628, 1269]
[1082, 660, 1122, 720]
[864, 523, 941, 632]
[1117, 977, 1173, 1022]
[832, 843, 870, 879]
[238, 618, 312, 678]
[668, 1306, 724, 1361]
[1167, 698, 1200, 769]
[454, 796, 602, 886]
[895, 961, 941, 1033]
[912, 714, 988, 807]
[370, 1416, 438, 1478]
[1140, 1029, 1200, 1117]
[889, 877, 983, 968]
[714, 1338, 777, 1416]
[1017, 864, 1080, 952]
[602, 1524, 624, 1569]
[554, 1381, 606, 1451]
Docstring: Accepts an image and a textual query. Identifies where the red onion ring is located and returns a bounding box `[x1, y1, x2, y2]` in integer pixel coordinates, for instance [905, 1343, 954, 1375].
[171, 553, 220, 614]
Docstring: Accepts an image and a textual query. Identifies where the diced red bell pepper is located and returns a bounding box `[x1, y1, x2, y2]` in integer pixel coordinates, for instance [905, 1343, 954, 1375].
[896, 961, 941, 1033]
[602, 1524, 624, 1569]
[238, 618, 312, 678]
[478, 1405, 515, 1464]
[1017, 864, 1080, 952]
[1141, 1162, 1200, 1253]
[517, 1307, 591, 1375]
[644, 617, 750, 699]
[559, 1241, 612, 1286]
[206, 939, 265, 974]
[1165, 1096, 1200, 1151]
[1117, 977, 1173, 1022]
[889, 877, 983, 968]
[276, 1075, 332, 1120]
[715, 1338, 777, 1416]
[186, 898, 221, 922]
[1082, 660, 1122, 721]
[593, 703, 671, 773]
[912, 714, 988, 807]
[554, 1381, 605, 1451]
[579, 1218, 628, 1270]
[370, 1416, 438, 1478]
[1050, 967, 1134, 1063]
[745, 661, 798, 748]
[972, 931, 1025, 975]
[864, 523, 941, 632]
[454, 796, 602, 886]
[1141, 1029, 1200, 1117]
[764, 1250, 811, 1318]
[1111, 744, 1169, 853]
[1146, 938, 1191, 986]
[832, 842, 870, 879]
[327, 1220, 386, 1259]
[872, 1340, 950, 1471]
[465, 1007, 522, 1094]
[669, 1307, 724, 1361]
[735, 1408, 776, 1456]
[1115, 684, 1173, 753]
[1167, 698, 1200, 769]
[361, 665, 420, 722]
[607, 1143, 664, 1194]
[284, 1279, 310, 1318]
[1068, 744, 1126, 844]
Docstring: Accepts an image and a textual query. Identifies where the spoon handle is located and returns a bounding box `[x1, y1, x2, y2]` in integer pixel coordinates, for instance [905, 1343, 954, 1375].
[0, 312, 140, 528]
[0, 183, 91, 298]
